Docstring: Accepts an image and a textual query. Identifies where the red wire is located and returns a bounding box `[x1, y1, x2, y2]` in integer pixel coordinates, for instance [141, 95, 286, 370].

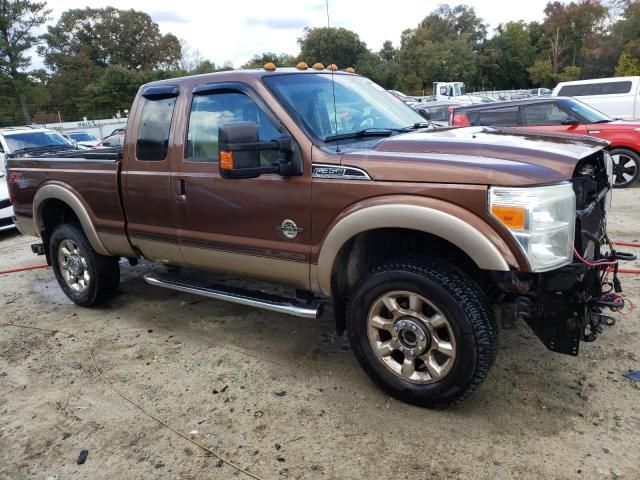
[0, 264, 49, 275]
[571, 244, 618, 267]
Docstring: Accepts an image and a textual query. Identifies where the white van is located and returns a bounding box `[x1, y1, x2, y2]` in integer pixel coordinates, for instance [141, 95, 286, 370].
[552, 76, 640, 120]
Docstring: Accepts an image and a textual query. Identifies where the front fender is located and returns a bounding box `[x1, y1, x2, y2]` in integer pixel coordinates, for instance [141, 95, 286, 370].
[314, 195, 525, 296]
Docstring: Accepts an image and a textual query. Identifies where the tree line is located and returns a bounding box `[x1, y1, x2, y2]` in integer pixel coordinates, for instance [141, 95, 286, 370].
[0, 0, 638, 127]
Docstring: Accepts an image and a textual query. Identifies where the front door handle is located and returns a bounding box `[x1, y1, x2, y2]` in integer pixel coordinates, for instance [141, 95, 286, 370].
[174, 178, 186, 196]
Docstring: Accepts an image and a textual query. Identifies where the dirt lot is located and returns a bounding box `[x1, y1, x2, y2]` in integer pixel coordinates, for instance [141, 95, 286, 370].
[1, 189, 639, 480]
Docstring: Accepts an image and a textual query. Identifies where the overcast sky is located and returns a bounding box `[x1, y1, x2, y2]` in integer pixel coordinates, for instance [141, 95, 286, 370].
[36, 0, 561, 69]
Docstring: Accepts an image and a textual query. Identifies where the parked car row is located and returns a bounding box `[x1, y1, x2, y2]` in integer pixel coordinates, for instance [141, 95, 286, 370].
[0, 125, 127, 231]
[449, 96, 640, 188]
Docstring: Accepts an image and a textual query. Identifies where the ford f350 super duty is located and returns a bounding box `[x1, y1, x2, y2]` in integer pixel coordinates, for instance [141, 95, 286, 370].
[6, 65, 628, 407]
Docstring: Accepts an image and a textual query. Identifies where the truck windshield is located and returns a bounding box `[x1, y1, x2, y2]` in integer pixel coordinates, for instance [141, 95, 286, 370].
[263, 73, 424, 143]
[455, 84, 465, 96]
[4, 131, 70, 152]
[558, 98, 612, 124]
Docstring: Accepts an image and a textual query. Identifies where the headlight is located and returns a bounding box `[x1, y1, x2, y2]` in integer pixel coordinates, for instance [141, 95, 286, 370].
[489, 183, 576, 272]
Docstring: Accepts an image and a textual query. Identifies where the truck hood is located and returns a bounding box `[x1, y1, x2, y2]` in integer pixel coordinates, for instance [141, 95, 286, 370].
[342, 126, 608, 186]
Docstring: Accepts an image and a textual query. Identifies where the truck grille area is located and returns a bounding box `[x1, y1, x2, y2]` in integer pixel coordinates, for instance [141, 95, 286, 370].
[572, 150, 611, 257]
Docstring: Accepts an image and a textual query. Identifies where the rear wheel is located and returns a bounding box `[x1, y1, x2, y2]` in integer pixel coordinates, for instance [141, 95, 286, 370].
[610, 148, 640, 188]
[49, 223, 120, 307]
[346, 258, 497, 408]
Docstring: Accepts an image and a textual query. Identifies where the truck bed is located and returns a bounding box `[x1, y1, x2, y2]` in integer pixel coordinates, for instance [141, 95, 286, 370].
[6, 148, 129, 256]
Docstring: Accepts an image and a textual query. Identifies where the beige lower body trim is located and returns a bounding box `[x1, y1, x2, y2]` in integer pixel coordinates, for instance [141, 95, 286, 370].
[134, 237, 187, 266]
[181, 245, 310, 290]
[98, 232, 137, 257]
[13, 214, 38, 238]
[134, 237, 310, 290]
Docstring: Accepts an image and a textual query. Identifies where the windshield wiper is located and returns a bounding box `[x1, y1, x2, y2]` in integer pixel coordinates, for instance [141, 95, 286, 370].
[592, 119, 613, 124]
[324, 128, 397, 142]
[405, 122, 431, 129]
[324, 125, 431, 142]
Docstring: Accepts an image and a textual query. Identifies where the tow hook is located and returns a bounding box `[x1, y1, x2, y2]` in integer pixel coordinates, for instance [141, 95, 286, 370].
[31, 243, 45, 255]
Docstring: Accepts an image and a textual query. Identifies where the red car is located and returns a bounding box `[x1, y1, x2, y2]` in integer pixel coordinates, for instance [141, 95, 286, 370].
[449, 97, 640, 188]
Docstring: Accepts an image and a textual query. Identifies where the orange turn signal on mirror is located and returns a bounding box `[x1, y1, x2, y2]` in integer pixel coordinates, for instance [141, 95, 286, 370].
[491, 205, 525, 230]
[220, 151, 234, 170]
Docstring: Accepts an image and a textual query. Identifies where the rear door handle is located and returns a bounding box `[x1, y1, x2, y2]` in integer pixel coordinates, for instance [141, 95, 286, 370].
[174, 178, 186, 196]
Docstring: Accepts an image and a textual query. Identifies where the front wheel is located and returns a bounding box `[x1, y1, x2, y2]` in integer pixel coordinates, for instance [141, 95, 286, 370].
[346, 258, 497, 408]
[610, 148, 640, 188]
[49, 223, 120, 307]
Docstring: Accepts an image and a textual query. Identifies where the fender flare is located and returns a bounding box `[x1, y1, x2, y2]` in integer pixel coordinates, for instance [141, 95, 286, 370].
[34, 183, 110, 256]
[316, 201, 520, 296]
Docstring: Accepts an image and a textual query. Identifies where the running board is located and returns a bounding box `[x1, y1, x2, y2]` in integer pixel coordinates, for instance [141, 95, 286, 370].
[143, 273, 321, 319]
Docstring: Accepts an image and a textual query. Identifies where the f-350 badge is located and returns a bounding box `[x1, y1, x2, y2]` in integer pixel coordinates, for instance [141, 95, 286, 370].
[278, 219, 303, 239]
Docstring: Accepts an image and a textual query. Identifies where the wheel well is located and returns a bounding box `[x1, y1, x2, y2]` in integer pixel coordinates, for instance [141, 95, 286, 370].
[330, 228, 489, 333]
[40, 199, 80, 260]
[607, 145, 639, 156]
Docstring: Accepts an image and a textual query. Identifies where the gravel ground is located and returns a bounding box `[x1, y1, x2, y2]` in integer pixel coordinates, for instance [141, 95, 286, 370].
[0, 188, 639, 480]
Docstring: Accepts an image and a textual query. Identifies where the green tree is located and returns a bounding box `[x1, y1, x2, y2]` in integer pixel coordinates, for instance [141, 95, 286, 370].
[39, 7, 181, 120]
[481, 21, 535, 89]
[298, 27, 368, 68]
[0, 0, 50, 123]
[39, 7, 181, 71]
[536, 1, 608, 77]
[616, 51, 640, 76]
[527, 58, 554, 87]
[241, 52, 297, 69]
[398, 4, 486, 93]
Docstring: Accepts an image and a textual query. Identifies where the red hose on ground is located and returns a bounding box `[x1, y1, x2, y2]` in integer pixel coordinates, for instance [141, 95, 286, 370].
[613, 241, 640, 248]
[0, 264, 49, 275]
[609, 268, 640, 274]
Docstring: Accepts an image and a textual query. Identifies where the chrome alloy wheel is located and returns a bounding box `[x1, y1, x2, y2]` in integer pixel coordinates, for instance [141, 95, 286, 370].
[611, 153, 638, 187]
[57, 239, 91, 293]
[367, 290, 456, 383]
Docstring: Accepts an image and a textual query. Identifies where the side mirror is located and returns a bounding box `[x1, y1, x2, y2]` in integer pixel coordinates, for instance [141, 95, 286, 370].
[417, 108, 431, 121]
[218, 121, 293, 180]
[561, 116, 580, 126]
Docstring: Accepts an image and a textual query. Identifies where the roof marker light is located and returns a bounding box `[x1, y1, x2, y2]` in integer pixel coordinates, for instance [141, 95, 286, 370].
[296, 62, 308, 70]
[312, 62, 324, 70]
[345, 67, 355, 73]
[327, 64, 338, 71]
[263, 62, 276, 71]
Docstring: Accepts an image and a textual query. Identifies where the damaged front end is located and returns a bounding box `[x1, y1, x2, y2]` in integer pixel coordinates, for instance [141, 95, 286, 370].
[494, 150, 634, 356]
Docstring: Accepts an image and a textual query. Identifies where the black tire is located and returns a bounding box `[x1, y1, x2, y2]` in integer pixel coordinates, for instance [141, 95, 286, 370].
[610, 148, 640, 188]
[346, 257, 497, 408]
[49, 223, 120, 307]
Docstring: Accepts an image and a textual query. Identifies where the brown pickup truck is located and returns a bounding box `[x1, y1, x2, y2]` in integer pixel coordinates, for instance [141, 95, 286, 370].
[6, 66, 625, 407]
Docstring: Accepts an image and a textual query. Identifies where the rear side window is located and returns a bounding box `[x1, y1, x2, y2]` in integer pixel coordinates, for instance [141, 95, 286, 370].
[558, 81, 632, 97]
[466, 107, 519, 127]
[522, 103, 568, 126]
[136, 97, 177, 161]
[425, 105, 451, 122]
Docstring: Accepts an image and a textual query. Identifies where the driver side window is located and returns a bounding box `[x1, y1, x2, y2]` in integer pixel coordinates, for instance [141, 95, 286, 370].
[186, 90, 281, 164]
[522, 103, 570, 126]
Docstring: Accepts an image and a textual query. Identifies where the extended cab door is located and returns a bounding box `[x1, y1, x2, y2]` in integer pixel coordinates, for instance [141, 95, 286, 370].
[122, 85, 185, 265]
[170, 82, 312, 289]
[519, 102, 589, 134]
